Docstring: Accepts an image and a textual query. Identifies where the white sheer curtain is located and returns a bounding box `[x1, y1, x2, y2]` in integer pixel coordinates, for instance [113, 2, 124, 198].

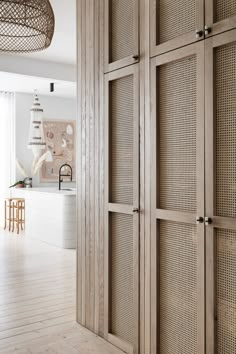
[0, 92, 15, 227]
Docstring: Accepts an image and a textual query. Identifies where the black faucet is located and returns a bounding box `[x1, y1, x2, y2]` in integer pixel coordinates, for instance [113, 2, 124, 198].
[59, 164, 73, 190]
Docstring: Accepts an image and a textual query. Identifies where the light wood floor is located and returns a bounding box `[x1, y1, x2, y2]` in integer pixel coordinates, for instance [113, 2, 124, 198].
[0, 230, 123, 354]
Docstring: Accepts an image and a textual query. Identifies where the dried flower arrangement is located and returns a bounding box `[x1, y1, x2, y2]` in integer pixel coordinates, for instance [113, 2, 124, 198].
[10, 151, 52, 188]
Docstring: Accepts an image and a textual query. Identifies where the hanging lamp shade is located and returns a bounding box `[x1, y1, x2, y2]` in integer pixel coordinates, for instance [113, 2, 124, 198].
[0, 0, 55, 53]
[28, 92, 46, 157]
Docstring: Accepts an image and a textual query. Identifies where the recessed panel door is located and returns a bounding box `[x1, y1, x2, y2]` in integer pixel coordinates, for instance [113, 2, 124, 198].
[150, 42, 205, 354]
[104, 0, 139, 73]
[205, 0, 236, 38]
[150, 0, 204, 57]
[205, 29, 236, 354]
[104, 65, 139, 354]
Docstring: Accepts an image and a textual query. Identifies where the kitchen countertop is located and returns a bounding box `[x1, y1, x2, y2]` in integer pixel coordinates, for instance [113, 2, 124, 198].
[13, 187, 77, 196]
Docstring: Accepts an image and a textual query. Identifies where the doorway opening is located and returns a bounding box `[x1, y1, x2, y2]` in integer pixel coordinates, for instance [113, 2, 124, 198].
[0, 0, 78, 350]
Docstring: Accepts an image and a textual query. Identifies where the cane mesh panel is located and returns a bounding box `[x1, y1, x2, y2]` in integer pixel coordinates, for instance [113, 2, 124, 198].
[156, 0, 197, 44]
[110, 213, 134, 344]
[110, 75, 134, 205]
[158, 55, 197, 212]
[159, 221, 198, 354]
[216, 0, 236, 23]
[216, 229, 236, 354]
[110, 0, 135, 62]
[215, 42, 236, 218]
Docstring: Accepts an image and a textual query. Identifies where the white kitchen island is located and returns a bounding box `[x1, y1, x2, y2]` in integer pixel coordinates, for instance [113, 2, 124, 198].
[12, 188, 77, 249]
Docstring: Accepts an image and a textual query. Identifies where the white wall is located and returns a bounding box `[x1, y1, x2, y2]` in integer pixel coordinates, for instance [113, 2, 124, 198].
[15, 93, 76, 187]
[1, 54, 76, 82]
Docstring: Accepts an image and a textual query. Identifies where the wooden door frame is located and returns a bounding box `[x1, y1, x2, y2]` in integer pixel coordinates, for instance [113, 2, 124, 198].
[150, 42, 205, 354]
[104, 0, 140, 73]
[205, 28, 236, 354]
[150, 0, 205, 58]
[205, 0, 236, 39]
[104, 64, 140, 354]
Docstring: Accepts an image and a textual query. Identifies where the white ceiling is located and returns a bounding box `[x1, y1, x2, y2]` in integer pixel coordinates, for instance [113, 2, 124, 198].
[18, 0, 77, 65]
[0, 72, 76, 98]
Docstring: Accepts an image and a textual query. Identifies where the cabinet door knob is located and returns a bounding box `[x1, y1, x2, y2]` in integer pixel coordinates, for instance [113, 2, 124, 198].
[133, 207, 139, 214]
[196, 216, 204, 224]
[195, 30, 203, 39]
[132, 54, 139, 61]
[205, 217, 212, 225]
[204, 25, 211, 35]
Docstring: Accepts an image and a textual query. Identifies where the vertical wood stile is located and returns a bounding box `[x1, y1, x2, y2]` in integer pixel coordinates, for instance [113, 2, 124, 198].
[94, 0, 100, 336]
[99, 0, 105, 337]
[140, 0, 151, 353]
[76, 0, 105, 334]
[142, 0, 152, 353]
[85, 0, 91, 330]
[76, 0, 82, 325]
[150, 57, 157, 354]
[81, 0, 87, 327]
[90, 0, 95, 332]
[76, 0, 87, 327]
[205, 35, 215, 354]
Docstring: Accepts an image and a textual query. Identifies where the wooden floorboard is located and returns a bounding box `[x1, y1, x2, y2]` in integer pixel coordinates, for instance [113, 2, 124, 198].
[0, 230, 124, 354]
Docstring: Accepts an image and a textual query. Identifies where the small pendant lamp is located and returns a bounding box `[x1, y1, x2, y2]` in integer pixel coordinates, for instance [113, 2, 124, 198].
[28, 91, 46, 157]
[0, 0, 55, 53]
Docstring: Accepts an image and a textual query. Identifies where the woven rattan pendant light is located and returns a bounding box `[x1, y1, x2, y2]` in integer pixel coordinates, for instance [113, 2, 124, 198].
[0, 0, 55, 53]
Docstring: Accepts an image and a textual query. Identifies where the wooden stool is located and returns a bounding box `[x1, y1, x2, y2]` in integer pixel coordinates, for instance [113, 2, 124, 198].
[4, 198, 25, 234]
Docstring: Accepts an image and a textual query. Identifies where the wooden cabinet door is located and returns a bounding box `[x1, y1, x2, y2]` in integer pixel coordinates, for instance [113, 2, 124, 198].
[150, 42, 205, 354]
[104, 65, 139, 354]
[205, 29, 236, 354]
[104, 0, 139, 73]
[205, 0, 236, 38]
[150, 0, 204, 57]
